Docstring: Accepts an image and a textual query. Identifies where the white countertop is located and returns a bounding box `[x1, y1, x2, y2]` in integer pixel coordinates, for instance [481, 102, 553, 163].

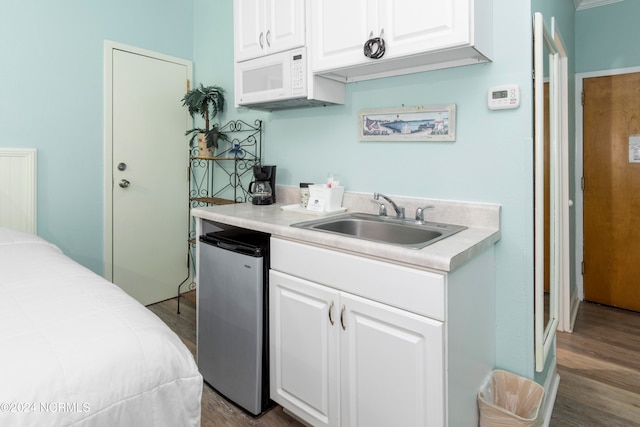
[191, 190, 501, 272]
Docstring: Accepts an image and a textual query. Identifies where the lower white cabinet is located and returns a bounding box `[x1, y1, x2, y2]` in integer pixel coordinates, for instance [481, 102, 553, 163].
[269, 237, 495, 427]
[269, 270, 339, 427]
[270, 270, 444, 427]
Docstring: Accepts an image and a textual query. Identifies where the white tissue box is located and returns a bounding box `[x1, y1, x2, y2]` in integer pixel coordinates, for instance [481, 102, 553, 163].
[307, 185, 345, 212]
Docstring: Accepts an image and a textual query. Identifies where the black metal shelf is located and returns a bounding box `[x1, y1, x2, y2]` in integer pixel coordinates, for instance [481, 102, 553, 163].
[189, 119, 262, 206]
[178, 119, 262, 313]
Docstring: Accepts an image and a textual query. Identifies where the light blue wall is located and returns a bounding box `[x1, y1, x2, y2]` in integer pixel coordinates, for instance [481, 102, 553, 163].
[0, 0, 583, 381]
[576, 1, 640, 73]
[0, 0, 194, 274]
[195, 0, 538, 376]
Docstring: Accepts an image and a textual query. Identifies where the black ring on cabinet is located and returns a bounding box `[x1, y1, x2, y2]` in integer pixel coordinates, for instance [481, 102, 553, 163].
[363, 37, 385, 59]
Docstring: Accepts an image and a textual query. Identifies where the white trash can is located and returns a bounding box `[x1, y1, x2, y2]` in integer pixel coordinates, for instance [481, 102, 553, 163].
[477, 369, 545, 427]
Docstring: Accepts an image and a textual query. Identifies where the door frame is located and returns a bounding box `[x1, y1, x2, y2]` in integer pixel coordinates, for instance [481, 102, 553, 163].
[103, 40, 193, 281]
[574, 65, 640, 307]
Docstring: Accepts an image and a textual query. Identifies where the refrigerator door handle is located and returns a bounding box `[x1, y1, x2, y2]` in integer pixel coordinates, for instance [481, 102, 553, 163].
[216, 241, 241, 251]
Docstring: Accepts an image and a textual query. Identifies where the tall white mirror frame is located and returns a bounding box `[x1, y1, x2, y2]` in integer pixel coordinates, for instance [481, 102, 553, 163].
[534, 13, 567, 372]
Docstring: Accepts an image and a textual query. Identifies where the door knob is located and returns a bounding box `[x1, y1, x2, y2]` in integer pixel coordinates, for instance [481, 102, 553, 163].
[117, 162, 127, 171]
[119, 179, 130, 188]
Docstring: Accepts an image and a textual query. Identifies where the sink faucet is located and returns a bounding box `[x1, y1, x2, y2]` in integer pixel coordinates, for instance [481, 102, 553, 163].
[370, 198, 387, 216]
[415, 205, 435, 223]
[373, 193, 405, 219]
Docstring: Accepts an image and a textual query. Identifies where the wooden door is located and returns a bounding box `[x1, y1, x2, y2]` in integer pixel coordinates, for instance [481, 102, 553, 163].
[533, 82, 550, 303]
[109, 46, 190, 305]
[583, 72, 640, 311]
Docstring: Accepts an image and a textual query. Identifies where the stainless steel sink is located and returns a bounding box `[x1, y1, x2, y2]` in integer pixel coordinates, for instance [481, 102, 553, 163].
[291, 213, 467, 249]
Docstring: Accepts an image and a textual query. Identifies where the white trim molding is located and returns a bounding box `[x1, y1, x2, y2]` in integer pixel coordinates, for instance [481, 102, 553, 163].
[574, 0, 623, 11]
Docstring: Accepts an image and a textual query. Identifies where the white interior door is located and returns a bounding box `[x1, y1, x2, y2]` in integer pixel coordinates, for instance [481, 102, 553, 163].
[105, 42, 191, 305]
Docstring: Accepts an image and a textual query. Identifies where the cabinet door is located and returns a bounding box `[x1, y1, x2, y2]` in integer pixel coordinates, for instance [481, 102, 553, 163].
[266, 0, 305, 56]
[312, 0, 473, 74]
[269, 271, 340, 427]
[379, 0, 471, 58]
[340, 293, 445, 427]
[234, 0, 266, 61]
[235, 0, 305, 62]
[311, 0, 374, 72]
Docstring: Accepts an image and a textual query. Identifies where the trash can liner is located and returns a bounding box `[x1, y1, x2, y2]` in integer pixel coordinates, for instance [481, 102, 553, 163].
[477, 369, 544, 427]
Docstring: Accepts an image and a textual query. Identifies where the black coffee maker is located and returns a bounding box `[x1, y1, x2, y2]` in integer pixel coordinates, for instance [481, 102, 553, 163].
[249, 165, 277, 205]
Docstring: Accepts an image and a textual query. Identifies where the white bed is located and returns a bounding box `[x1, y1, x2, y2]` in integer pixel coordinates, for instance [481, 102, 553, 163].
[0, 227, 202, 427]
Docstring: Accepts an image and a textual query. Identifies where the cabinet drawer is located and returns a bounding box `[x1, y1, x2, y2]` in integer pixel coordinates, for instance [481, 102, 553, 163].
[271, 237, 446, 320]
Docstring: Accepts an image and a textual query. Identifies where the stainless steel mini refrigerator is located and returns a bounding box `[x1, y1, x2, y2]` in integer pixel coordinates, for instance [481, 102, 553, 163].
[198, 227, 271, 416]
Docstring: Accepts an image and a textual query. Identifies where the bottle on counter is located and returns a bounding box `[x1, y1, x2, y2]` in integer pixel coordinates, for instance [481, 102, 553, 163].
[299, 183, 313, 208]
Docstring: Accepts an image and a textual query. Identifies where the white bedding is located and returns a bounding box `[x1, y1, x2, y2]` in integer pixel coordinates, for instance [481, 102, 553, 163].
[0, 227, 202, 426]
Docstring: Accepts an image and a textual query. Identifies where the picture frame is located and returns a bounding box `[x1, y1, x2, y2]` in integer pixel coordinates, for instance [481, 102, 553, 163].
[359, 105, 456, 142]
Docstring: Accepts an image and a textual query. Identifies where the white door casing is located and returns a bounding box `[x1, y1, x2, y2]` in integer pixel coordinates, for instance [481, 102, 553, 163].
[104, 41, 192, 305]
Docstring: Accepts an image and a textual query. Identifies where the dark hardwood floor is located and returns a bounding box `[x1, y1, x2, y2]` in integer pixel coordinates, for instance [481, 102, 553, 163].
[149, 293, 640, 426]
[550, 301, 640, 426]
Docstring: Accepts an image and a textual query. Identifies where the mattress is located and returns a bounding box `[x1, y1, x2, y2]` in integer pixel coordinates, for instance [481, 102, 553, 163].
[0, 227, 202, 426]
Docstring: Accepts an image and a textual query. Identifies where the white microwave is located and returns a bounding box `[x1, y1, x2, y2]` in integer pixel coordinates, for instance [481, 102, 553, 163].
[235, 48, 344, 111]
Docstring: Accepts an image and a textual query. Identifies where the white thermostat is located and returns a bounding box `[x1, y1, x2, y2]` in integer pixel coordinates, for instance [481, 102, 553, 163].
[488, 85, 520, 110]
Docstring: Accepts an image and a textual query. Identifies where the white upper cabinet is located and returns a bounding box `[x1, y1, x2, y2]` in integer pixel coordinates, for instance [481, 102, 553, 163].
[234, 0, 305, 62]
[311, 0, 493, 82]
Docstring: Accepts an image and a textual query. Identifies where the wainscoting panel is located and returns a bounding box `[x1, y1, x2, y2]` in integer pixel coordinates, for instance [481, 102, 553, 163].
[0, 148, 37, 233]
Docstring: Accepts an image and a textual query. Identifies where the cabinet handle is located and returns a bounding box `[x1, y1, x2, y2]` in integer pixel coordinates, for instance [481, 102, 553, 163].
[340, 305, 346, 330]
[328, 301, 335, 325]
[363, 28, 386, 60]
[266, 30, 271, 47]
[259, 32, 264, 49]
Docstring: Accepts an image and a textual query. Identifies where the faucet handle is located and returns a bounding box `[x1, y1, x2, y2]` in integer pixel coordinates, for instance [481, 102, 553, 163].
[371, 199, 387, 216]
[415, 205, 435, 222]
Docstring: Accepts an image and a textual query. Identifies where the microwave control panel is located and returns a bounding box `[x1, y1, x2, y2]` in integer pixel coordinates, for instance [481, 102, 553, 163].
[291, 53, 305, 93]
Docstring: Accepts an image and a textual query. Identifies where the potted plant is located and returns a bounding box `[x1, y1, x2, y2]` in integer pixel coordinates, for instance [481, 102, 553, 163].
[182, 84, 228, 157]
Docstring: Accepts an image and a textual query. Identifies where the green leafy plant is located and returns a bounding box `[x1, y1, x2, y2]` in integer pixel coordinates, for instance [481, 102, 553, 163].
[182, 84, 229, 150]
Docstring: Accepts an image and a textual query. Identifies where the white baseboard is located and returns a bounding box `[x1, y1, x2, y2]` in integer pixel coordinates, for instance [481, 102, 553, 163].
[570, 297, 581, 332]
[541, 363, 560, 427]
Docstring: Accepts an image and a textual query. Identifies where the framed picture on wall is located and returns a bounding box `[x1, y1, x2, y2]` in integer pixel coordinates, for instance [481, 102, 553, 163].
[359, 105, 456, 142]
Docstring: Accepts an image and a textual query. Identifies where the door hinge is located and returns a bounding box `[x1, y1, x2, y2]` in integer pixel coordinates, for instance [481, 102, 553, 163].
[581, 91, 584, 106]
[581, 176, 585, 191]
[186, 79, 191, 92]
[581, 261, 584, 275]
